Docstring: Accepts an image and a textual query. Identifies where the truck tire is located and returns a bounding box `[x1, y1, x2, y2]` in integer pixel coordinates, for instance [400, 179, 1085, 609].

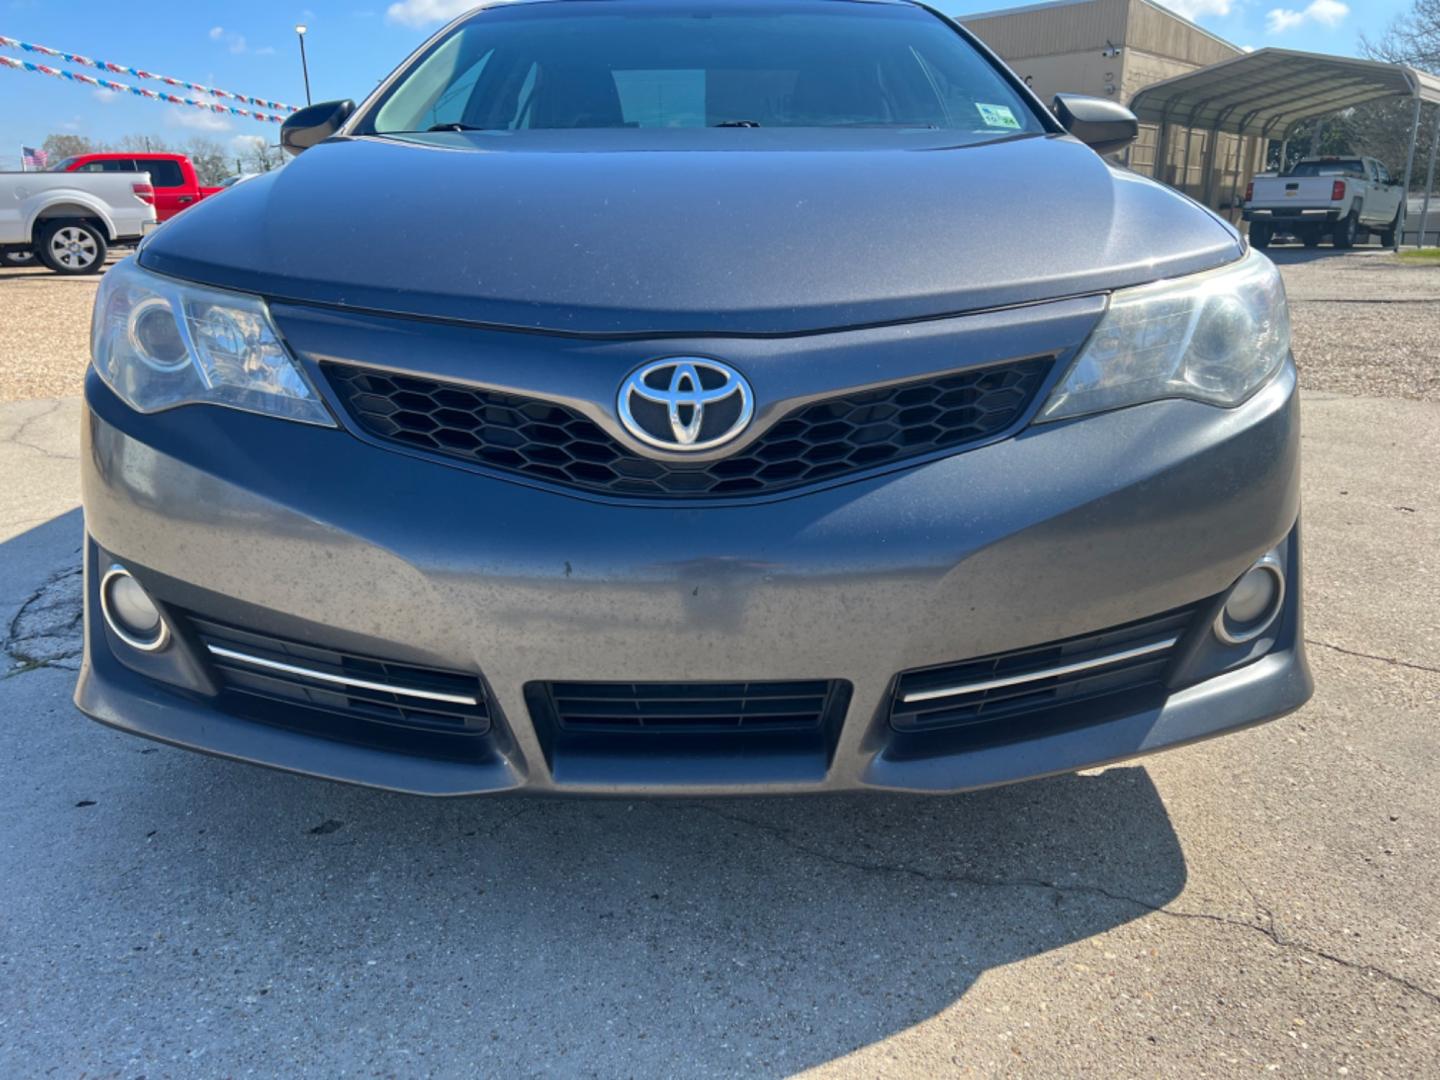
[1301, 227, 1322, 248]
[1248, 221, 1272, 250]
[1, 250, 36, 268]
[1333, 211, 1359, 250]
[36, 220, 108, 275]
[1380, 205, 1405, 248]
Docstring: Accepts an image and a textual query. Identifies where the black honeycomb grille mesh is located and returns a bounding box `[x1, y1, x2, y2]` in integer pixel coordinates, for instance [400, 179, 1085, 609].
[323, 357, 1052, 499]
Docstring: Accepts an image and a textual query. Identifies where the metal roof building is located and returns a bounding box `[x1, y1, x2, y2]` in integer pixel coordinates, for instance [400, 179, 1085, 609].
[963, 0, 1440, 248]
[1130, 49, 1440, 249]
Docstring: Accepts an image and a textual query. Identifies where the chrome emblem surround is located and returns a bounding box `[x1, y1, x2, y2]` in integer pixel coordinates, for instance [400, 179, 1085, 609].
[617, 358, 755, 453]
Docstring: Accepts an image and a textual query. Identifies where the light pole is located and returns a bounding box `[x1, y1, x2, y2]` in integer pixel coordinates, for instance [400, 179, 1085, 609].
[295, 24, 312, 107]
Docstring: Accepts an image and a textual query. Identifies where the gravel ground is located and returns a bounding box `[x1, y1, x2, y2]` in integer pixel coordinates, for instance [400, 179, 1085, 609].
[0, 256, 119, 403]
[1270, 248, 1440, 403]
[2, 247, 1436, 404]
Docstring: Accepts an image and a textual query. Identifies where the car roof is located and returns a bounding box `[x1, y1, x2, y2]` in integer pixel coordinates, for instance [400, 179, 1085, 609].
[75, 151, 187, 160]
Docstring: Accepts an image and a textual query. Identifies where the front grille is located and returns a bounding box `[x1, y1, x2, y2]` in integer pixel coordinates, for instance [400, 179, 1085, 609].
[323, 358, 1052, 499]
[890, 605, 1200, 737]
[537, 679, 843, 735]
[191, 616, 490, 735]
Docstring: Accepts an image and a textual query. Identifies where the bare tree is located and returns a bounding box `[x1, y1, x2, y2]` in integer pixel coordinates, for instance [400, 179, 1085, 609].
[1356, 1, 1439, 192]
[234, 136, 285, 174]
[181, 138, 230, 186]
[1361, 0, 1440, 69]
[40, 133, 102, 163]
[115, 133, 175, 155]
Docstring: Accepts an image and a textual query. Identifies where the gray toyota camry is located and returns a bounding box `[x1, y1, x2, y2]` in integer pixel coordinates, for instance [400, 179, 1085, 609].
[77, 0, 1311, 796]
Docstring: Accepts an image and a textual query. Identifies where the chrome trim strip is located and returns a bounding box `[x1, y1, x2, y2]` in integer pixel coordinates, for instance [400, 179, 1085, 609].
[901, 635, 1181, 705]
[205, 644, 479, 706]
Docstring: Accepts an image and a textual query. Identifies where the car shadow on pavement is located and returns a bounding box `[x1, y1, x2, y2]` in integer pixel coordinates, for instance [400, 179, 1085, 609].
[1, 511, 1188, 1075]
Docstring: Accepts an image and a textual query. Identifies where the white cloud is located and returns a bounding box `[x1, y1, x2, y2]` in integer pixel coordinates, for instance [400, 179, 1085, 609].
[93, 89, 122, 106]
[1153, 0, 1236, 18]
[167, 109, 234, 133]
[1266, 0, 1350, 34]
[209, 25, 262, 54]
[385, 0, 482, 27]
[230, 134, 268, 155]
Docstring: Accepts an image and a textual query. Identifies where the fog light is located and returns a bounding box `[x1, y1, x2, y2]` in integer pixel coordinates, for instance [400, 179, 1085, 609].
[100, 566, 170, 652]
[1215, 555, 1285, 645]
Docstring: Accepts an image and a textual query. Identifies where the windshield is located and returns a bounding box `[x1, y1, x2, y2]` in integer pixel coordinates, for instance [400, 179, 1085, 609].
[359, 2, 1044, 136]
[1287, 160, 1365, 177]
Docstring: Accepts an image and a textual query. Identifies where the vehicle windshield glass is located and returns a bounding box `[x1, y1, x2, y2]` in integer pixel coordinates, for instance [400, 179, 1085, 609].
[360, 2, 1043, 136]
[1287, 160, 1365, 177]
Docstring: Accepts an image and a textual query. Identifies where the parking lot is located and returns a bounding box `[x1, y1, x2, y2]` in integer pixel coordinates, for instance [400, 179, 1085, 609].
[1, 249, 1437, 1076]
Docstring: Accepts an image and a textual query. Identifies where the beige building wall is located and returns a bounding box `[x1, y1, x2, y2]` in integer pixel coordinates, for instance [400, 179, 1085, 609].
[961, 0, 1265, 218]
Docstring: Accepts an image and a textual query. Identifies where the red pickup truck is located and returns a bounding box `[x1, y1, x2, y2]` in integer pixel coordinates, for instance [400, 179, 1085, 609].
[52, 152, 222, 222]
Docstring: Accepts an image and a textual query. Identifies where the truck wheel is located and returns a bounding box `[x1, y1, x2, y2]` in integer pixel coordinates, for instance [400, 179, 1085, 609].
[1, 250, 36, 268]
[1248, 222, 1272, 250]
[1380, 206, 1405, 248]
[36, 221, 108, 275]
[1333, 212, 1359, 250]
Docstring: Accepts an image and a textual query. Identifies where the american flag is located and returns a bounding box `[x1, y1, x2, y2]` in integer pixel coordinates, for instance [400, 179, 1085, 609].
[21, 145, 48, 170]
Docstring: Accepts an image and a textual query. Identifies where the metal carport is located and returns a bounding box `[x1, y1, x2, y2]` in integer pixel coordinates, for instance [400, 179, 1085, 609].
[1130, 48, 1440, 250]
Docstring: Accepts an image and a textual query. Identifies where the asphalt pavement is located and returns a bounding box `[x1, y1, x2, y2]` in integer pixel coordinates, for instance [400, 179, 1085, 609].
[1, 255, 1437, 1077]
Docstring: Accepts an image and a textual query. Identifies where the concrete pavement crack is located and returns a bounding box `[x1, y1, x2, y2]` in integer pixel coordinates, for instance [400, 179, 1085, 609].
[1305, 638, 1440, 676]
[684, 803, 1440, 1009]
[3, 564, 84, 678]
[2, 401, 77, 463]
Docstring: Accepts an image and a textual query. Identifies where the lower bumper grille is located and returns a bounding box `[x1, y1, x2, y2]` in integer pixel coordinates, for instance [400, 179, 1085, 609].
[890, 605, 1201, 737]
[191, 616, 491, 735]
[538, 680, 840, 735]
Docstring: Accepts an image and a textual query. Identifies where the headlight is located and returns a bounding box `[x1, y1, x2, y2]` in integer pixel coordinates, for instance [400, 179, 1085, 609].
[91, 258, 333, 426]
[1039, 249, 1290, 422]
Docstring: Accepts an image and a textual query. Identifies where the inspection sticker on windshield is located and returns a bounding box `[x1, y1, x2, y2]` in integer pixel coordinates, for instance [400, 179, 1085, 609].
[976, 103, 1022, 130]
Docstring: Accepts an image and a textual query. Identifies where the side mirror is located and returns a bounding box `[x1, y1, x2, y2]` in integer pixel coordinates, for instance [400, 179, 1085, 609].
[281, 99, 356, 156]
[1052, 94, 1139, 156]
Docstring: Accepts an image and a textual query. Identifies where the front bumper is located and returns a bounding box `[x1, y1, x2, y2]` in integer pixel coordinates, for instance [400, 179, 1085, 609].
[76, 362, 1310, 796]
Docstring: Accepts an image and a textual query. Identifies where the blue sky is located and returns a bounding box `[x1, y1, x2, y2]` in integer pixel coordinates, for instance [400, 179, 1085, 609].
[0, 0, 1412, 170]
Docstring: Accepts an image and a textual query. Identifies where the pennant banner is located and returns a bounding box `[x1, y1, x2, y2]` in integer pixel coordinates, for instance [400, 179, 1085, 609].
[0, 54, 285, 124]
[0, 34, 298, 113]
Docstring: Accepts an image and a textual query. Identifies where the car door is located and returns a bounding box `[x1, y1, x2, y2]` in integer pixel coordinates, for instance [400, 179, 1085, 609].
[134, 158, 190, 221]
[1371, 162, 1402, 224]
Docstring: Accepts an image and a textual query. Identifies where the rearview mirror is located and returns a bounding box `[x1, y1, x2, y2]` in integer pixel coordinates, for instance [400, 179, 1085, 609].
[1052, 94, 1139, 156]
[281, 99, 356, 156]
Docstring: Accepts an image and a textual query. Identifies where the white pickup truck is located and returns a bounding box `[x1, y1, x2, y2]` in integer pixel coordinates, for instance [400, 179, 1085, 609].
[1243, 156, 1407, 250]
[0, 170, 158, 274]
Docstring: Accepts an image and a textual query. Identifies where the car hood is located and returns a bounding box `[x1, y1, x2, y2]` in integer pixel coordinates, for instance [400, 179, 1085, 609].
[139, 129, 1242, 336]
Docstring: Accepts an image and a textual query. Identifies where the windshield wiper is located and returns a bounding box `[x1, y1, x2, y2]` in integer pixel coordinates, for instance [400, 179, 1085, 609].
[426, 123, 493, 132]
[714, 120, 762, 128]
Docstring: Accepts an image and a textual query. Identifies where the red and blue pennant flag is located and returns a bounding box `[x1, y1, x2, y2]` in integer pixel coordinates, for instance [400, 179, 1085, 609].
[0, 54, 286, 124]
[0, 33, 297, 118]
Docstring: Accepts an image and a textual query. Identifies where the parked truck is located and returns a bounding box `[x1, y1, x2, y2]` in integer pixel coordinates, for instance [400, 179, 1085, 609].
[1243, 156, 1407, 250]
[53, 152, 223, 222]
[0, 170, 157, 274]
